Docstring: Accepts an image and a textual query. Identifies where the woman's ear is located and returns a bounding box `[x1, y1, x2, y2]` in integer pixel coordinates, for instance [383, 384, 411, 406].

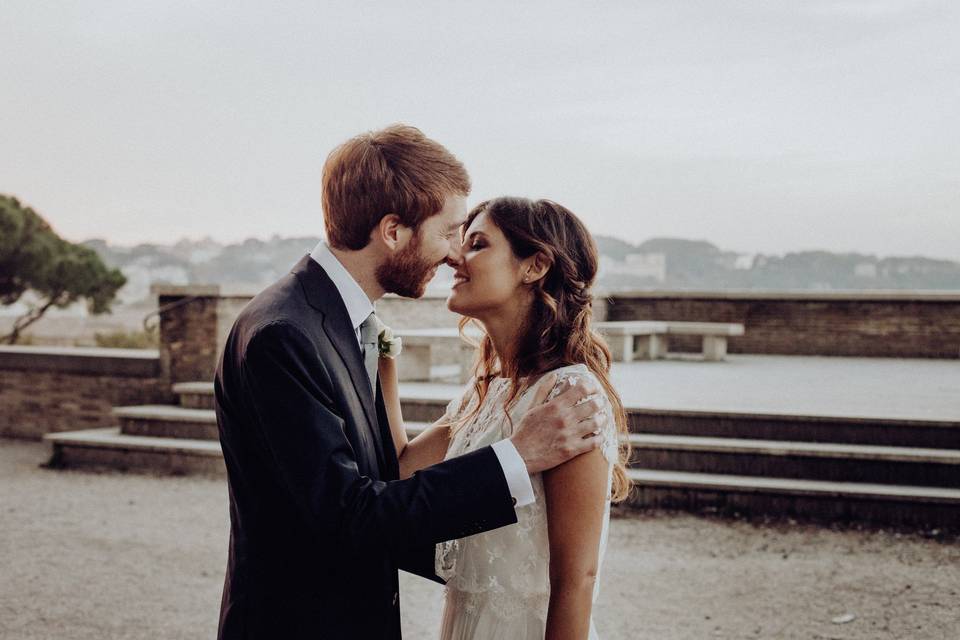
[521, 252, 551, 284]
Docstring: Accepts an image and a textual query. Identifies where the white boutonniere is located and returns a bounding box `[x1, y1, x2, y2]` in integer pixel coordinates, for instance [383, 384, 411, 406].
[375, 317, 403, 359]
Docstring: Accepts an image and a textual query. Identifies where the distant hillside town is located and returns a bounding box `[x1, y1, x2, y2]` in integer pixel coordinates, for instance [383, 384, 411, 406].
[77, 235, 960, 307]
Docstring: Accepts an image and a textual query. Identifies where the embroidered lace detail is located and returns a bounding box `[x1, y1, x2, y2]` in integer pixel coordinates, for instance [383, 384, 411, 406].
[545, 369, 619, 465]
[435, 364, 615, 628]
[443, 586, 550, 623]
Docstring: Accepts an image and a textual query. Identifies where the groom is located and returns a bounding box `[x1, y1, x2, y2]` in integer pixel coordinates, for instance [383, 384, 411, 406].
[214, 125, 603, 639]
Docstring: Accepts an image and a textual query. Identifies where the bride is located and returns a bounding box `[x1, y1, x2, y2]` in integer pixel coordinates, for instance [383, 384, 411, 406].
[378, 197, 631, 639]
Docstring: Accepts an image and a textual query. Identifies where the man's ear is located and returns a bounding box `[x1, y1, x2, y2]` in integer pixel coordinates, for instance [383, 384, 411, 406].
[373, 214, 412, 251]
[521, 252, 552, 284]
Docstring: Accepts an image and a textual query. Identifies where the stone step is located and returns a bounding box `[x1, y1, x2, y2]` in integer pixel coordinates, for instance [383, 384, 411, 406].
[115, 405, 218, 440]
[42, 427, 960, 527]
[627, 469, 960, 529]
[408, 425, 960, 488]
[630, 409, 960, 449]
[392, 396, 960, 449]
[173, 379, 960, 449]
[44, 428, 225, 476]
[170, 382, 465, 420]
[172, 382, 215, 410]
[171, 375, 461, 412]
[629, 434, 960, 488]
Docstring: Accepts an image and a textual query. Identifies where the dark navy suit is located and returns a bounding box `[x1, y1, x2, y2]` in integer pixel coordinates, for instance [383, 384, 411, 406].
[214, 256, 516, 639]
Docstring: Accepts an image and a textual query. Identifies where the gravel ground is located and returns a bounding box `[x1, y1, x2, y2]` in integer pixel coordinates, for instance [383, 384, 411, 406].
[1, 439, 958, 640]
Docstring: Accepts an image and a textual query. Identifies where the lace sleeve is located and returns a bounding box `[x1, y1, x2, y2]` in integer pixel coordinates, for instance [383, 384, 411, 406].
[544, 369, 618, 465]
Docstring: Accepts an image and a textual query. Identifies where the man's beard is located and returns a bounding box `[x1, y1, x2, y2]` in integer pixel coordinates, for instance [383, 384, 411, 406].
[375, 235, 439, 299]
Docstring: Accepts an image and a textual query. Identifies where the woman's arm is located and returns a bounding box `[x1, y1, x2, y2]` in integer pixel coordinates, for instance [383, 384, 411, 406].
[379, 356, 452, 479]
[379, 355, 408, 455]
[542, 429, 610, 639]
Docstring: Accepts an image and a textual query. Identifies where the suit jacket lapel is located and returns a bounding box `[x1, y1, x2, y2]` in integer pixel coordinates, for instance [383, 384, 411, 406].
[292, 256, 386, 466]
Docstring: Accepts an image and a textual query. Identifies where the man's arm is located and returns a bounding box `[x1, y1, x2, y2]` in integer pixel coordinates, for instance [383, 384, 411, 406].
[241, 321, 517, 556]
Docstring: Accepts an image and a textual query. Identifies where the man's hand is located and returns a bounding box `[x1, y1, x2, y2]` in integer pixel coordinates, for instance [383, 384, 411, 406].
[509, 374, 605, 475]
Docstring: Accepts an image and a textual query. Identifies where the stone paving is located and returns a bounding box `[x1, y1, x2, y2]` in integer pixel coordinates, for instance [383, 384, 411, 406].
[403, 355, 960, 421]
[2, 439, 959, 639]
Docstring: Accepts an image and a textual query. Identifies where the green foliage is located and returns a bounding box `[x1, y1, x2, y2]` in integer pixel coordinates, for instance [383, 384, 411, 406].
[0, 195, 127, 343]
[93, 329, 158, 349]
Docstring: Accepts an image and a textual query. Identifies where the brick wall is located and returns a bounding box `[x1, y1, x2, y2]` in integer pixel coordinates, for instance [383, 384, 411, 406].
[155, 286, 258, 384]
[377, 293, 460, 330]
[156, 289, 469, 382]
[0, 346, 170, 440]
[377, 293, 610, 364]
[605, 291, 960, 358]
[157, 288, 221, 383]
[216, 296, 254, 362]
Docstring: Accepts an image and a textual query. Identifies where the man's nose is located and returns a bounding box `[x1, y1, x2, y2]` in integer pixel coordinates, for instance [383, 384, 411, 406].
[445, 238, 464, 268]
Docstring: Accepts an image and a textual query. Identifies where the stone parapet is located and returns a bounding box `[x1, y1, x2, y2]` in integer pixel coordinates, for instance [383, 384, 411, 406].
[153, 285, 255, 383]
[376, 293, 459, 329]
[605, 289, 960, 302]
[0, 345, 161, 376]
[0, 347, 170, 440]
[606, 290, 960, 358]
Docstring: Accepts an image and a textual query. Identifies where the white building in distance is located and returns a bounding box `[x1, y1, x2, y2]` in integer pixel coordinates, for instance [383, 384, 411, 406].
[598, 253, 667, 283]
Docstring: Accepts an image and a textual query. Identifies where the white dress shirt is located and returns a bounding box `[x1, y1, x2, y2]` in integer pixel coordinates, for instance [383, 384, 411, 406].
[308, 241, 535, 508]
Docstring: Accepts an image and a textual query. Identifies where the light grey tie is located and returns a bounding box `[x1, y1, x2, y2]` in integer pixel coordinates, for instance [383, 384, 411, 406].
[359, 312, 379, 394]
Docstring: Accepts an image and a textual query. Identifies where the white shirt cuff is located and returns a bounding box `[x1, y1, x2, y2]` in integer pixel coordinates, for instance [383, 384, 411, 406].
[491, 439, 535, 508]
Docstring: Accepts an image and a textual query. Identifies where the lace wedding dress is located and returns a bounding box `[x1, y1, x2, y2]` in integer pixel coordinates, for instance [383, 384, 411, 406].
[435, 364, 617, 640]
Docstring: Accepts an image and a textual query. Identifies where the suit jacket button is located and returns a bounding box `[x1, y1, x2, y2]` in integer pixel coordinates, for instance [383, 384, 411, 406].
[511, 497, 518, 506]
[392, 592, 398, 607]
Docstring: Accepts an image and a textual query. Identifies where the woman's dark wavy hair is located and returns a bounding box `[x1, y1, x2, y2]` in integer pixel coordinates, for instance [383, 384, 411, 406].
[451, 197, 631, 502]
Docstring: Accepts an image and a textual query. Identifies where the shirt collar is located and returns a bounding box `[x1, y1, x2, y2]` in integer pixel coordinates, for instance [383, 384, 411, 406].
[309, 241, 375, 331]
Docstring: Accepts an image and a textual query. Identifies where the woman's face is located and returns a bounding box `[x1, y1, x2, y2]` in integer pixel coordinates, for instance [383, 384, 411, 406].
[446, 211, 527, 320]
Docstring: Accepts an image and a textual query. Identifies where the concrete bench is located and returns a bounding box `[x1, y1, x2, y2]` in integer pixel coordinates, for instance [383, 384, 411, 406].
[664, 321, 745, 361]
[593, 321, 669, 361]
[394, 328, 480, 383]
[395, 320, 744, 380]
[595, 321, 745, 362]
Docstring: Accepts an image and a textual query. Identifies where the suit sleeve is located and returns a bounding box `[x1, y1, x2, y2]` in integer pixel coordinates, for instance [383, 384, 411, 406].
[240, 321, 518, 557]
[396, 545, 444, 584]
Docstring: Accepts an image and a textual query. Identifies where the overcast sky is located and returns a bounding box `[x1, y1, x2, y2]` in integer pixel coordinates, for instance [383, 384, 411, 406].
[2, 1, 958, 259]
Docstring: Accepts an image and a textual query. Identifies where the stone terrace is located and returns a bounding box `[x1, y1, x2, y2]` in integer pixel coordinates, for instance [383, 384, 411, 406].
[2, 439, 959, 640]
[5, 285, 960, 528]
[403, 354, 960, 421]
[34, 352, 960, 529]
